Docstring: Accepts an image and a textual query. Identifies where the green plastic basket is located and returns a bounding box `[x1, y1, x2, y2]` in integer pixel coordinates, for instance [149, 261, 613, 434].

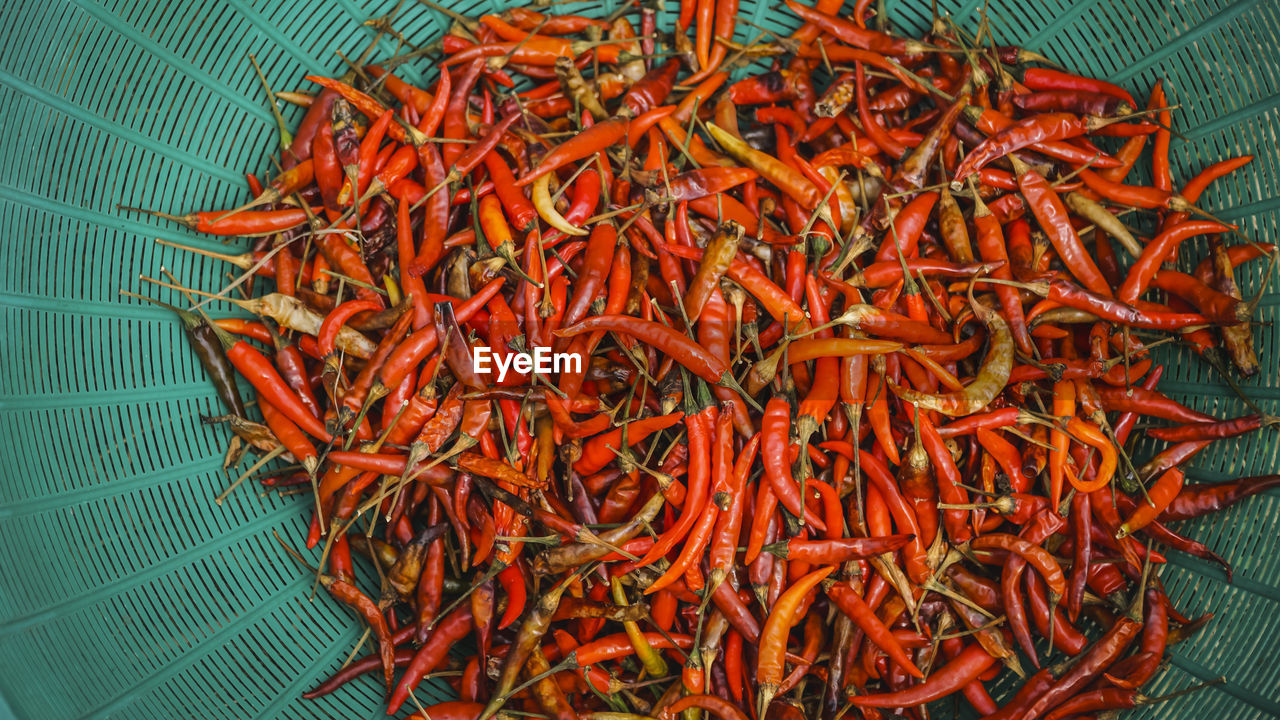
[1, 0, 1278, 718]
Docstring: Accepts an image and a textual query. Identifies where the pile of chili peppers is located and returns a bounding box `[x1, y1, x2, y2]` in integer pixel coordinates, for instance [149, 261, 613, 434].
[128, 1, 1280, 718]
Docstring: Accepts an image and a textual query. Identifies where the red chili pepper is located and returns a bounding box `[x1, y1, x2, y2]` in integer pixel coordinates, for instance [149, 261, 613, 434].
[764, 535, 913, 563]
[1023, 67, 1137, 107]
[761, 398, 829, 531]
[388, 606, 474, 713]
[1009, 155, 1113, 297]
[319, 575, 396, 692]
[1160, 473, 1280, 521]
[893, 296, 1013, 416]
[288, 88, 337, 162]
[666, 167, 760, 202]
[555, 315, 733, 387]
[145, 11, 1280, 720]
[955, 113, 1110, 183]
[225, 340, 332, 441]
[964, 106, 1121, 169]
[575, 411, 685, 476]
[1149, 81, 1173, 192]
[518, 107, 675, 187]
[622, 59, 681, 116]
[374, 278, 506, 393]
[317, 299, 381, 355]
[784, 0, 911, 54]
[853, 644, 997, 708]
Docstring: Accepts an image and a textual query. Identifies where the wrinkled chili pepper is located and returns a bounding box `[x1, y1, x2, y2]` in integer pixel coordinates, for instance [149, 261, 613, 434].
[142, 8, 1275, 720]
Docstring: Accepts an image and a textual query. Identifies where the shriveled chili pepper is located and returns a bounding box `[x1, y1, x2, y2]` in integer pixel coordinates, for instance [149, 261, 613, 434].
[316, 573, 395, 692]
[955, 112, 1133, 184]
[1096, 385, 1215, 424]
[1159, 473, 1280, 521]
[146, 9, 1278, 720]
[962, 106, 1121, 169]
[852, 644, 997, 708]
[893, 295, 1013, 416]
[556, 315, 738, 389]
[705, 122, 825, 211]
[1019, 610, 1142, 720]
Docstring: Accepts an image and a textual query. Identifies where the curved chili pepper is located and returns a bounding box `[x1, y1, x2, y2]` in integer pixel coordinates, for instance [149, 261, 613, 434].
[963, 106, 1121, 169]
[955, 113, 1111, 183]
[1118, 220, 1232, 303]
[706, 123, 823, 209]
[318, 574, 395, 692]
[1062, 417, 1116, 493]
[666, 167, 759, 202]
[555, 315, 733, 387]
[318, 299, 381, 356]
[893, 296, 1012, 416]
[974, 533, 1067, 599]
[853, 643, 997, 708]
[519, 107, 674, 187]
[622, 59, 681, 115]
[756, 565, 835, 716]
[303, 646, 416, 699]
[658, 694, 749, 720]
[288, 87, 336, 162]
[409, 147, 449, 278]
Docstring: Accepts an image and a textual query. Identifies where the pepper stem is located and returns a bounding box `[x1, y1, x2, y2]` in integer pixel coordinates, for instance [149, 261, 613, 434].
[154, 237, 254, 269]
[117, 204, 196, 229]
[716, 370, 762, 412]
